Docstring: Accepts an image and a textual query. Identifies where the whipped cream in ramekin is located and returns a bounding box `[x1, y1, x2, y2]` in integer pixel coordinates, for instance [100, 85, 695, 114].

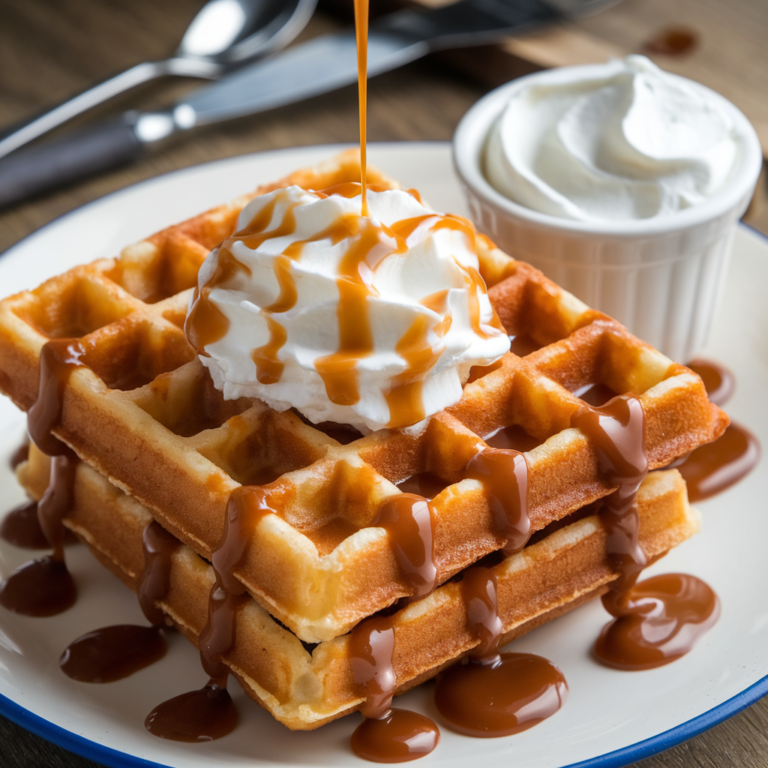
[185, 184, 509, 432]
[485, 56, 741, 223]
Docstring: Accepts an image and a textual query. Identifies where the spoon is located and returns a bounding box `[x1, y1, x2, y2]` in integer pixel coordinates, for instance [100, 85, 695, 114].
[0, 0, 317, 160]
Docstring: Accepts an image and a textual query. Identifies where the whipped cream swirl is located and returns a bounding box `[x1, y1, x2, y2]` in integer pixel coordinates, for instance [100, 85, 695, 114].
[186, 184, 509, 432]
[485, 56, 741, 222]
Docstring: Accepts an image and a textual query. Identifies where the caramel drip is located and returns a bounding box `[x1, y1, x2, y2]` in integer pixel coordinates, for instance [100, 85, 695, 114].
[687, 358, 736, 407]
[465, 448, 530, 555]
[354, 0, 369, 215]
[0, 501, 48, 549]
[572, 396, 648, 605]
[595, 573, 720, 670]
[199, 586, 248, 680]
[373, 493, 437, 600]
[251, 314, 288, 385]
[349, 615, 397, 720]
[0, 448, 78, 616]
[200, 485, 273, 677]
[676, 423, 760, 502]
[350, 710, 439, 763]
[348, 611, 439, 762]
[434, 567, 568, 737]
[0, 554, 76, 617]
[0, 339, 85, 617]
[384, 316, 433, 428]
[212, 486, 273, 594]
[145, 486, 273, 742]
[60, 625, 167, 683]
[464, 264, 502, 340]
[27, 338, 87, 456]
[315, 217, 398, 406]
[145, 678, 238, 742]
[37, 452, 77, 563]
[462, 567, 503, 662]
[185, 249, 249, 354]
[138, 520, 181, 626]
[574, 395, 721, 668]
[263, 254, 298, 313]
[316, 181, 392, 200]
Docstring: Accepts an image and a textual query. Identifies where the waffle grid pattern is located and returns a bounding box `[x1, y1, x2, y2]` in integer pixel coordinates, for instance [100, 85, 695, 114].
[0, 152, 727, 643]
[18, 445, 696, 729]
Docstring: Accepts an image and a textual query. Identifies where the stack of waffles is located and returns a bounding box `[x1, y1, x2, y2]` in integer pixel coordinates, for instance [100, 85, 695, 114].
[0, 151, 727, 730]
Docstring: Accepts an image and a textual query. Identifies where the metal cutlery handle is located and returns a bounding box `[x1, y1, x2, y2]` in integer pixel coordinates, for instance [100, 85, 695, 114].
[0, 116, 145, 209]
[0, 58, 222, 161]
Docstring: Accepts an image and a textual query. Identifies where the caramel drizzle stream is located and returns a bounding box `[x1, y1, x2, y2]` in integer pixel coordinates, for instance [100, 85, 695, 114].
[373, 493, 438, 600]
[198, 485, 274, 681]
[354, 0, 369, 216]
[349, 615, 397, 720]
[466, 447, 530, 556]
[138, 521, 181, 626]
[572, 396, 648, 610]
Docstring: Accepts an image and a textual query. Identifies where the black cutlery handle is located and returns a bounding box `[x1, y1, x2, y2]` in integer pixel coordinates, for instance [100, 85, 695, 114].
[0, 116, 143, 209]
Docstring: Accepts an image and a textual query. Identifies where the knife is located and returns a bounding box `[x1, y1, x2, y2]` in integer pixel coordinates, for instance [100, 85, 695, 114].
[0, 0, 613, 210]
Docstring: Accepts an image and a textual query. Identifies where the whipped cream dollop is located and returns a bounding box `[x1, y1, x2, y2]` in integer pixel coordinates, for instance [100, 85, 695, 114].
[485, 56, 741, 222]
[185, 184, 509, 432]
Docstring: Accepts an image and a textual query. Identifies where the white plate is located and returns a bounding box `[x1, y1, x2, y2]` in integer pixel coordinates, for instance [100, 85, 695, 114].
[0, 143, 766, 768]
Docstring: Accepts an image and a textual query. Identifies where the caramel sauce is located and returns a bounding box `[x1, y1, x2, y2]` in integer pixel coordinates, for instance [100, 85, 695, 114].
[572, 397, 648, 603]
[484, 424, 542, 453]
[465, 448, 530, 555]
[349, 614, 440, 762]
[396, 472, 449, 500]
[0, 338, 86, 616]
[687, 359, 735, 407]
[644, 27, 698, 56]
[199, 586, 248, 680]
[145, 678, 238, 742]
[27, 338, 87, 456]
[350, 710, 439, 763]
[251, 313, 288, 385]
[0, 450, 78, 616]
[435, 567, 567, 737]
[595, 573, 720, 670]
[0, 501, 48, 549]
[677, 423, 760, 502]
[0, 555, 76, 617]
[146, 486, 273, 741]
[373, 493, 437, 599]
[355, 0, 369, 216]
[436, 652, 568, 738]
[138, 520, 181, 626]
[60, 625, 167, 683]
[573, 395, 720, 667]
[186, 246, 252, 355]
[315, 216, 396, 407]
[58, 520, 178, 686]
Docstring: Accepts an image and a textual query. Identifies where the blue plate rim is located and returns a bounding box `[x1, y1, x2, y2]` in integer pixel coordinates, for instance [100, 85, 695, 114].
[2, 673, 768, 768]
[1, 146, 766, 767]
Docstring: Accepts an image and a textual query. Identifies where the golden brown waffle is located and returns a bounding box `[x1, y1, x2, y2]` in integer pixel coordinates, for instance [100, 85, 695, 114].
[17, 444, 697, 730]
[0, 151, 727, 642]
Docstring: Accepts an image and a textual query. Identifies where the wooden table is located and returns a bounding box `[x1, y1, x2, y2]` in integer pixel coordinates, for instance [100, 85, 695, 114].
[0, 2, 766, 767]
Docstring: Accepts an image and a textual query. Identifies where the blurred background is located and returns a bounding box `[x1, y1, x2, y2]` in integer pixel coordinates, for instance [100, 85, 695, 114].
[0, 1, 767, 766]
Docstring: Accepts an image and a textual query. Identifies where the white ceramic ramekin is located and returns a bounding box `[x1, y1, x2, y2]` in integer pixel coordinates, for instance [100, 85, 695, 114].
[453, 67, 763, 363]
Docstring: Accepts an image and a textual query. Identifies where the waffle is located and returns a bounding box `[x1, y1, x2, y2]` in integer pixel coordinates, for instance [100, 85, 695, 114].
[0, 151, 727, 643]
[16, 443, 697, 729]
